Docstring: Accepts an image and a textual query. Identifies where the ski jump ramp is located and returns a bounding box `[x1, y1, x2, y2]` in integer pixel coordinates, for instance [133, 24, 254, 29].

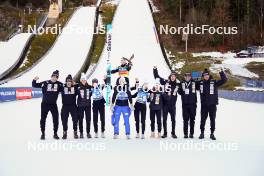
[0, 33, 32, 80]
[87, 0, 170, 84]
[3, 7, 96, 87]
[0, 1, 263, 176]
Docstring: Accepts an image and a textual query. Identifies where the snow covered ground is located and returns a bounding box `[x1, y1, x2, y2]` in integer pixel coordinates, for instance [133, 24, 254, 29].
[193, 52, 264, 79]
[0, 33, 32, 79]
[0, 1, 263, 176]
[2, 7, 96, 87]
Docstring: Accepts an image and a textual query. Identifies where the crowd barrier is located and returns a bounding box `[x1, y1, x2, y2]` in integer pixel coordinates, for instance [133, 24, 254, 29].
[0, 87, 42, 102]
[218, 90, 264, 103]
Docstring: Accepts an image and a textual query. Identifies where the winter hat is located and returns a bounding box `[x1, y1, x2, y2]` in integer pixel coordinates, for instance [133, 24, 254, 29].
[184, 72, 191, 77]
[170, 71, 177, 77]
[66, 74, 73, 82]
[51, 70, 59, 78]
[80, 73, 86, 81]
[92, 78, 98, 84]
[202, 69, 210, 76]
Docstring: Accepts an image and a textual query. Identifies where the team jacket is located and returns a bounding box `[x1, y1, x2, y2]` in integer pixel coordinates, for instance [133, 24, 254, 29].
[178, 80, 198, 105]
[111, 63, 132, 77]
[197, 71, 227, 105]
[132, 88, 150, 105]
[61, 84, 78, 105]
[148, 90, 169, 110]
[112, 85, 132, 106]
[77, 83, 92, 107]
[32, 80, 63, 105]
[91, 85, 106, 105]
[153, 68, 180, 107]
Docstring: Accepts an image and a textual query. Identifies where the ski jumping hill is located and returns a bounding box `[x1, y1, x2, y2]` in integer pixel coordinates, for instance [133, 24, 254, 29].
[3, 7, 96, 87]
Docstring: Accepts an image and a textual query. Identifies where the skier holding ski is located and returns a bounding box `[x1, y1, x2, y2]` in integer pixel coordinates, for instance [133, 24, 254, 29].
[111, 77, 133, 139]
[153, 66, 179, 138]
[149, 82, 169, 138]
[197, 68, 227, 140]
[76, 73, 93, 139]
[111, 55, 134, 86]
[178, 72, 198, 139]
[131, 78, 150, 139]
[32, 70, 63, 140]
[60, 74, 79, 139]
[91, 78, 106, 138]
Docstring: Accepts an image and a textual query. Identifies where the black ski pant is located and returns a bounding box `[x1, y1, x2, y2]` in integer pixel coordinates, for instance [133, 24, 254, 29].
[134, 103, 146, 134]
[150, 109, 162, 133]
[200, 104, 217, 134]
[78, 106, 91, 134]
[163, 105, 176, 135]
[40, 103, 59, 134]
[61, 105, 78, 132]
[92, 103, 105, 133]
[182, 104, 196, 136]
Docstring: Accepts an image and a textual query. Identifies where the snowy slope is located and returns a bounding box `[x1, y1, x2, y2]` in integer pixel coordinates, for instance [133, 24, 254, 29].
[193, 52, 264, 78]
[0, 1, 263, 176]
[3, 7, 96, 87]
[0, 33, 32, 79]
[87, 0, 170, 84]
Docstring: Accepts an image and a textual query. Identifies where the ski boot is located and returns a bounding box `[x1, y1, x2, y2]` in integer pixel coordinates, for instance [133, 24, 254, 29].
[62, 131, 67, 140]
[141, 134, 145, 139]
[210, 133, 216, 140]
[199, 133, 204, 139]
[101, 132, 105, 138]
[136, 133, 140, 138]
[161, 133, 167, 138]
[150, 132, 155, 138]
[126, 135, 131, 140]
[74, 131, 78, 139]
[87, 133, 92, 139]
[53, 133, 60, 140]
[171, 134, 177, 139]
[40, 133, 45, 140]
[80, 132, 84, 139]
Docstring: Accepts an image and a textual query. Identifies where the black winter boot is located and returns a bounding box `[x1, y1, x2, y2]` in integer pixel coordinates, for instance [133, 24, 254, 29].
[62, 131, 67, 140]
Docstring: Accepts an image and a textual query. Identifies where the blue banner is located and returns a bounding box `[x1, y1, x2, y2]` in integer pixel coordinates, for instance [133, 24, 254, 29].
[0, 87, 17, 102]
[0, 87, 42, 102]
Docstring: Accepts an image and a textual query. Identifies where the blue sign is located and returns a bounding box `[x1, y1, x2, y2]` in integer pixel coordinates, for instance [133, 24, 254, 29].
[0, 87, 17, 102]
[192, 71, 202, 79]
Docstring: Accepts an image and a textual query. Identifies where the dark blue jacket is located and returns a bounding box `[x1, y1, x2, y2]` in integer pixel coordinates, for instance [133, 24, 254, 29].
[197, 71, 227, 105]
[32, 80, 63, 105]
[61, 84, 78, 105]
[178, 80, 198, 105]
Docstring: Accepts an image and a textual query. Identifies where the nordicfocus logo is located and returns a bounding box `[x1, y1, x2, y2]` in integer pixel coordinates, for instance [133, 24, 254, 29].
[159, 141, 239, 152]
[19, 24, 107, 35]
[159, 24, 238, 35]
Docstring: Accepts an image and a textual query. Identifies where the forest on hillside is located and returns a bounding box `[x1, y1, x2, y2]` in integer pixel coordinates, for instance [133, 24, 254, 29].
[154, 0, 264, 51]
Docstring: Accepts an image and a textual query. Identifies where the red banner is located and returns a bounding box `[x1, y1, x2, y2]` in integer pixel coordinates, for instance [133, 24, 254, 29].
[16, 89, 32, 100]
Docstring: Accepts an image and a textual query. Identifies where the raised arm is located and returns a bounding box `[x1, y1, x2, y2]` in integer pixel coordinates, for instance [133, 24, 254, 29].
[216, 70, 227, 87]
[153, 67, 167, 85]
[32, 76, 44, 88]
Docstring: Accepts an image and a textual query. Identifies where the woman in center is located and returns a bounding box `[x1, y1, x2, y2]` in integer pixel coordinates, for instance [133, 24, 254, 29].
[111, 77, 133, 139]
